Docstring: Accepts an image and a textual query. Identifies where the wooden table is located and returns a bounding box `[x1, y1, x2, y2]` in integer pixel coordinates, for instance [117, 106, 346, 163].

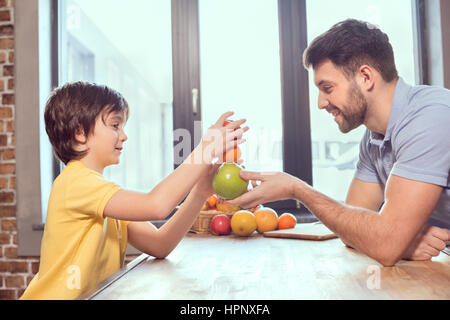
[79, 233, 450, 300]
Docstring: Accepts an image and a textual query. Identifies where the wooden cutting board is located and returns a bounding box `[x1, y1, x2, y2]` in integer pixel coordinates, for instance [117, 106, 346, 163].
[263, 222, 338, 240]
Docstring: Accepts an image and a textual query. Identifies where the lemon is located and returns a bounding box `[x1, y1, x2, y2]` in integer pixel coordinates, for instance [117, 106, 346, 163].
[231, 210, 257, 236]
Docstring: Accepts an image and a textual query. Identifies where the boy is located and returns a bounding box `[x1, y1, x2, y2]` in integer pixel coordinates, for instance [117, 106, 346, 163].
[20, 81, 248, 299]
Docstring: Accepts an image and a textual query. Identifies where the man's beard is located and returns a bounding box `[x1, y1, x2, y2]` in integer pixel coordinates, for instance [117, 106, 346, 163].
[338, 82, 368, 133]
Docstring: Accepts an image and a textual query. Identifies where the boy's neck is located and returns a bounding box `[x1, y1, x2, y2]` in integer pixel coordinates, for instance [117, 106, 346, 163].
[79, 157, 104, 175]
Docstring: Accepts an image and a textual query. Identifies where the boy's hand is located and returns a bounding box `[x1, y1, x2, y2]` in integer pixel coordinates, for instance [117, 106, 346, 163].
[192, 162, 222, 198]
[192, 158, 245, 198]
[197, 111, 249, 164]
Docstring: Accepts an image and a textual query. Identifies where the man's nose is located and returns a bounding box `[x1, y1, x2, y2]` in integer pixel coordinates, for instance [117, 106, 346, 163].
[317, 92, 329, 110]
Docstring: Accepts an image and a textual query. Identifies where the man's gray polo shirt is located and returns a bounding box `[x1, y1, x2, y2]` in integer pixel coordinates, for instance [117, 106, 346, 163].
[355, 77, 450, 229]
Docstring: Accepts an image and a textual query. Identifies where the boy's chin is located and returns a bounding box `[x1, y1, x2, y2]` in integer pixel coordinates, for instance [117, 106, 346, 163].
[107, 158, 121, 166]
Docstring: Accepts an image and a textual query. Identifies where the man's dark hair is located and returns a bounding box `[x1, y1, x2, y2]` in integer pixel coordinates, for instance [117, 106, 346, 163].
[303, 19, 398, 82]
[44, 81, 129, 164]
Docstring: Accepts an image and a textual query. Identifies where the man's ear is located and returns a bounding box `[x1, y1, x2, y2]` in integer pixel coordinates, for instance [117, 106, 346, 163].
[357, 65, 375, 92]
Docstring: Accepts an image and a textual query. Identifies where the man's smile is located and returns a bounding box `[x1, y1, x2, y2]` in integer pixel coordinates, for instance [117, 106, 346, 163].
[325, 106, 342, 118]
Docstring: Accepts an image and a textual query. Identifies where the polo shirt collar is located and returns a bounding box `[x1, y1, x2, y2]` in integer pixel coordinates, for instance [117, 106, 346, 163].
[369, 77, 410, 146]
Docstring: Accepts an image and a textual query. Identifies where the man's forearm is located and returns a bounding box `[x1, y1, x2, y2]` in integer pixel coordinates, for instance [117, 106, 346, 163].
[292, 180, 399, 266]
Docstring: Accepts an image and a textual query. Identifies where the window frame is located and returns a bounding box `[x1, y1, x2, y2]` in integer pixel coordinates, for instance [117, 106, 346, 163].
[275, 0, 312, 212]
[414, 0, 450, 88]
[172, 0, 203, 167]
[16, 0, 50, 256]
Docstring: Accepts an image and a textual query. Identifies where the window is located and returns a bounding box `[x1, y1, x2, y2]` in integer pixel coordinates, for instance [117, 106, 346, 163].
[198, 0, 284, 173]
[58, 0, 174, 202]
[16, 0, 190, 255]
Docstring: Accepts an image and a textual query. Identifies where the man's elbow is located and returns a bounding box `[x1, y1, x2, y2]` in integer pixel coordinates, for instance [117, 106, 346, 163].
[347, 239, 403, 267]
[344, 243, 399, 266]
[374, 248, 404, 267]
[376, 256, 398, 267]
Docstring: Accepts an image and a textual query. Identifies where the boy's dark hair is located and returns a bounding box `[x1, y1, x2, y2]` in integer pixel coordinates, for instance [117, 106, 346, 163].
[44, 81, 129, 164]
[303, 19, 398, 82]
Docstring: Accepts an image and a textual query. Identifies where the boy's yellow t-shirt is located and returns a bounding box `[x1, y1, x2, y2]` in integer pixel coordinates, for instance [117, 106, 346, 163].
[20, 160, 129, 300]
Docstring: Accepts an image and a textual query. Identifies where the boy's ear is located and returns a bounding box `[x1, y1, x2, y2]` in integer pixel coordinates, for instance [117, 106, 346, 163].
[74, 126, 87, 144]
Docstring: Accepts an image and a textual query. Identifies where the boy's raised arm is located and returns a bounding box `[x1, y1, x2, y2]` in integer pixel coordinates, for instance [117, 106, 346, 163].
[103, 112, 248, 222]
[126, 163, 220, 258]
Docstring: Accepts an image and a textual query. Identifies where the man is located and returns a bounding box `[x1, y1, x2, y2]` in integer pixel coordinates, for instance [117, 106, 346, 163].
[229, 19, 450, 267]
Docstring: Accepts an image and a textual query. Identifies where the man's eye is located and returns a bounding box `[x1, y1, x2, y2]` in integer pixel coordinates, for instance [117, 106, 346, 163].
[323, 86, 332, 93]
[112, 124, 119, 129]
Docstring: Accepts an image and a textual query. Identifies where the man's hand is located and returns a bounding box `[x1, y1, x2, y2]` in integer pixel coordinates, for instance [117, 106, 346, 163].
[402, 225, 449, 261]
[228, 171, 301, 208]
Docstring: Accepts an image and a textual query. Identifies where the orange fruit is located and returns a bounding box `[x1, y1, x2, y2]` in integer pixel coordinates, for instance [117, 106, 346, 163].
[230, 210, 257, 236]
[222, 147, 241, 162]
[207, 194, 218, 208]
[277, 213, 297, 230]
[223, 119, 241, 138]
[254, 207, 278, 233]
[223, 120, 233, 127]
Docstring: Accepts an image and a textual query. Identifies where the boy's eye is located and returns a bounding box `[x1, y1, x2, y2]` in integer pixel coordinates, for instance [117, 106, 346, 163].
[112, 123, 120, 129]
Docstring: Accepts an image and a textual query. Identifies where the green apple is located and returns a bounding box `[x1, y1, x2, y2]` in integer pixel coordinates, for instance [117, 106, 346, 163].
[212, 163, 249, 200]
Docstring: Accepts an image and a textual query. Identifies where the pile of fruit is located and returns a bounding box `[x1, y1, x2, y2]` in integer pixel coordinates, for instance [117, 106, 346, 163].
[210, 208, 297, 236]
[200, 119, 298, 237]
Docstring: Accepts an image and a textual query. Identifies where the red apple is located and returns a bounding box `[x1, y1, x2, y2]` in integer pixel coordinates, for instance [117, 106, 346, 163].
[210, 214, 232, 235]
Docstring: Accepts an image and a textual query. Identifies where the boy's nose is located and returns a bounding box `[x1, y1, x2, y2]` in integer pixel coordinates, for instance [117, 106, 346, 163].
[121, 130, 128, 142]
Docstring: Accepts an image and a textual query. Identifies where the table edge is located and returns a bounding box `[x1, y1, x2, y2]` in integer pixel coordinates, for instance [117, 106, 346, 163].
[76, 253, 149, 300]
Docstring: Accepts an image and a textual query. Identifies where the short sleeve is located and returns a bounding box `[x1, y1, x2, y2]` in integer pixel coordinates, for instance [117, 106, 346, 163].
[354, 130, 382, 183]
[121, 220, 131, 227]
[391, 105, 450, 187]
[66, 172, 121, 219]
